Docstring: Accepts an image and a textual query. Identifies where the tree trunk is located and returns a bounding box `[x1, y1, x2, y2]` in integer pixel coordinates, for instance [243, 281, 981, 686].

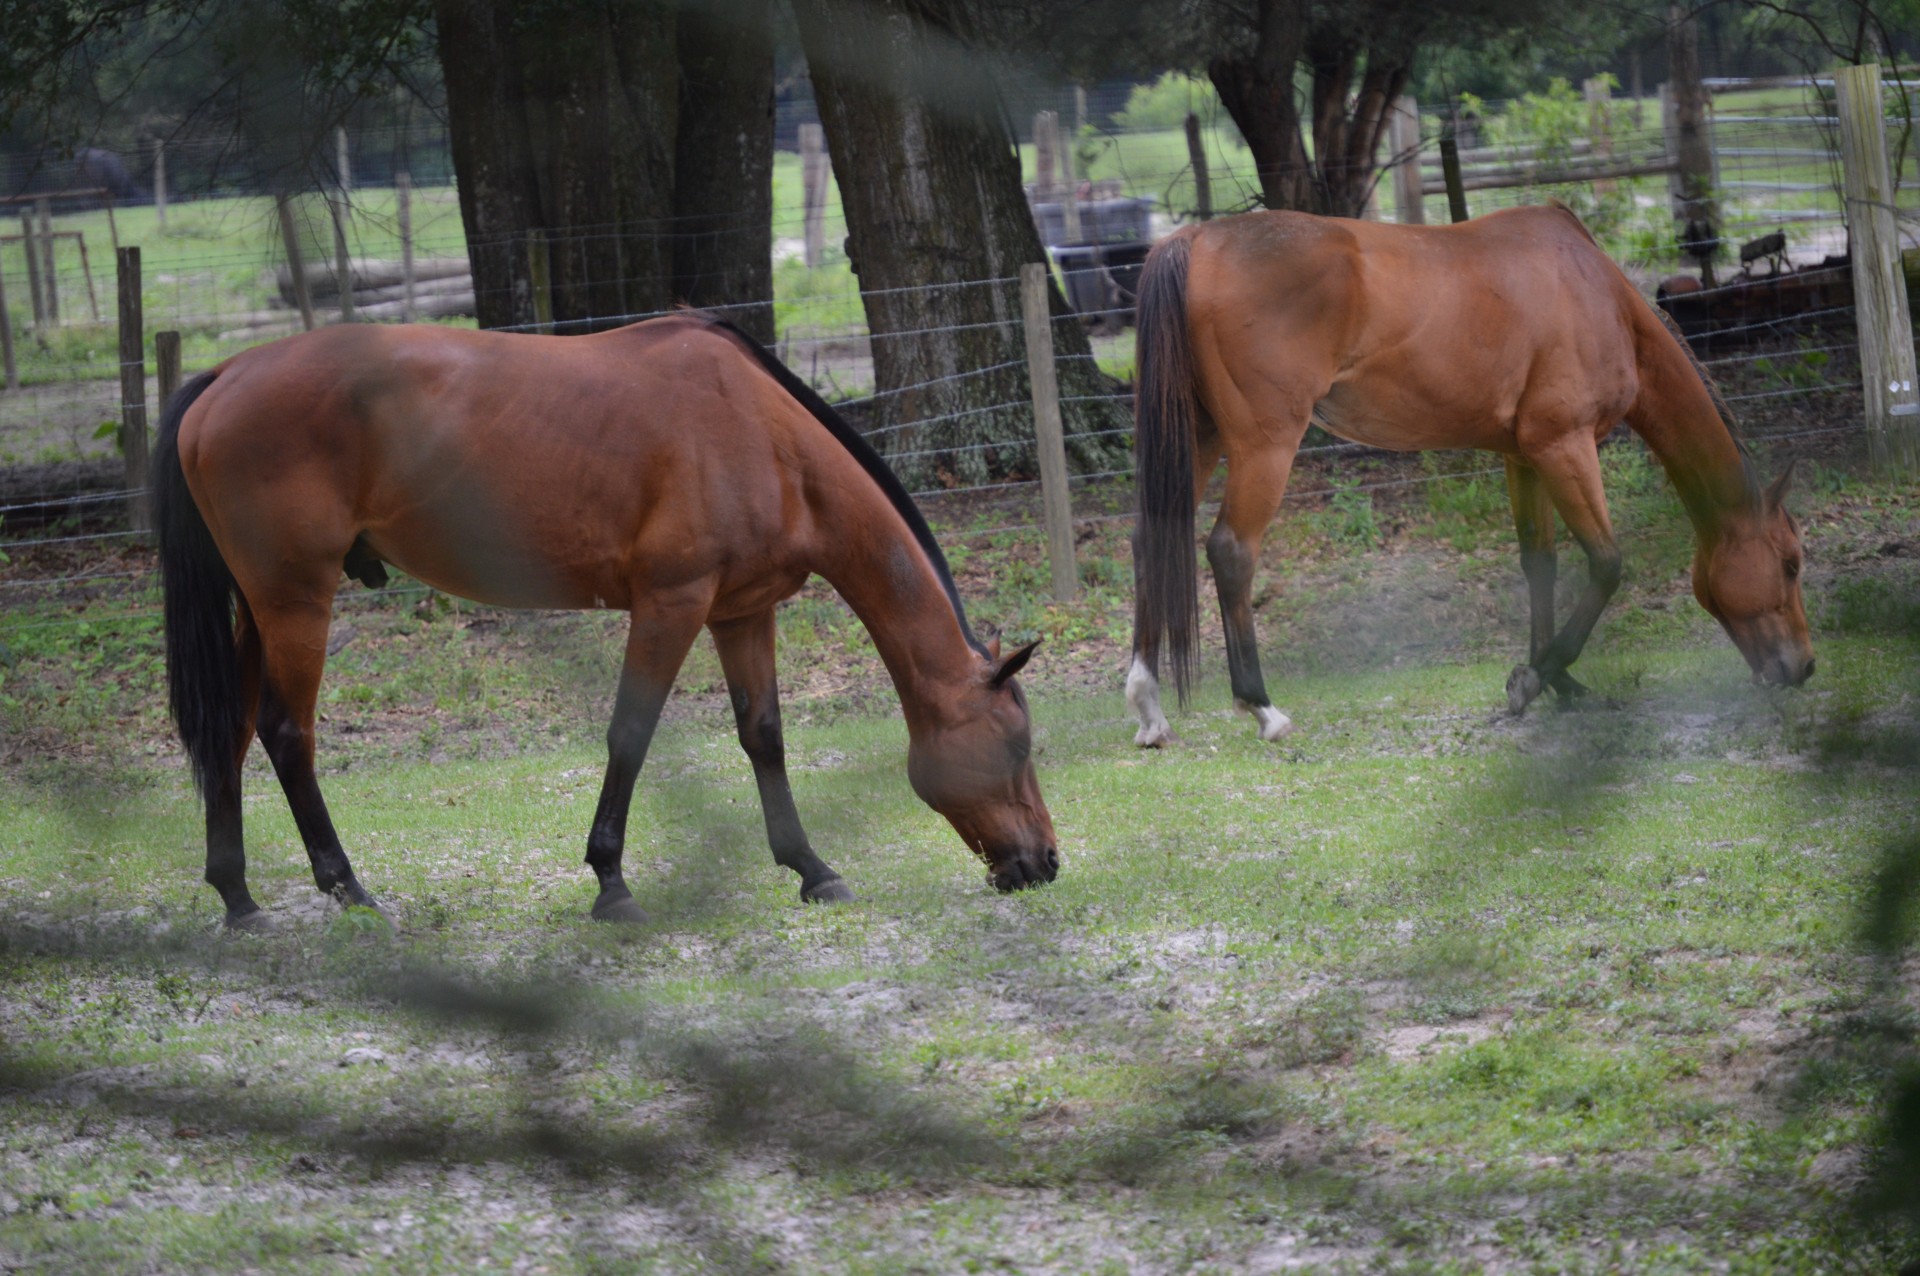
[1208, 0, 1314, 213]
[1210, 0, 1409, 220]
[435, 0, 542, 329]
[790, 0, 1125, 488]
[436, 0, 774, 337]
[674, 0, 776, 345]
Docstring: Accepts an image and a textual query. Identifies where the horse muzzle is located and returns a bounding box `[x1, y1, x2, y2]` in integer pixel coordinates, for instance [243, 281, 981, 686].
[990, 844, 1060, 892]
[1753, 650, 1815, 688]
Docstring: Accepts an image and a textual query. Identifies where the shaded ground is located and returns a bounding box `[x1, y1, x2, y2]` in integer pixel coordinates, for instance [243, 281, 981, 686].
[2, 354, 1917, 1273]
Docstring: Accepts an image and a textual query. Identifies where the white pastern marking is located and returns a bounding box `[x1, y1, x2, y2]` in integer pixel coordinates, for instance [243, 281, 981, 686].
[1235, 698, 1294, 741]
[1126, 655, 1172, 746]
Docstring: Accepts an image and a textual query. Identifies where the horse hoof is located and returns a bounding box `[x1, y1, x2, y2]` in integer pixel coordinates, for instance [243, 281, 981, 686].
[802, 877, 855, 904]
[1549, 671, 1591, 701]
[1506, 665, 1543, 714]
[224, 908, 275, 935]
[1134, 723, 1174, 748]
[591, 896, 648, 925]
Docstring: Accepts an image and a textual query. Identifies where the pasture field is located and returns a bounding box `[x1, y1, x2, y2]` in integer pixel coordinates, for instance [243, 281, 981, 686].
[2, 432, 1918, 1272]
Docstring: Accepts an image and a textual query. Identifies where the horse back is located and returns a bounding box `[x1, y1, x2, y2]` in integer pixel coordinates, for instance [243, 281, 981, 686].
[1183, 207, 1643, 453]
[177, 319, 833, 612]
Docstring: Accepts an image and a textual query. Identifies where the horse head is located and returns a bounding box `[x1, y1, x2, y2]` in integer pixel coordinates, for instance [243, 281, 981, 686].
[1694, 463, 1815, 687]
[906, 639, 1060, 891]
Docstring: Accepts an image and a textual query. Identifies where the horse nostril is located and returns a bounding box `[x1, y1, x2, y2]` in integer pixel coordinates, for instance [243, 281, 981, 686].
[1801, 658, 1815, 683]
[1043, 846, 1060, 877]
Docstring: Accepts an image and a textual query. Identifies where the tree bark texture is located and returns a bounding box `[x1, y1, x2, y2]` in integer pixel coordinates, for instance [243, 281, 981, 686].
[434, 0, 772, 335]
[1209, 0, 1409, 219]
[790, 0, 1126, 488]
[674, 0, 776, 345]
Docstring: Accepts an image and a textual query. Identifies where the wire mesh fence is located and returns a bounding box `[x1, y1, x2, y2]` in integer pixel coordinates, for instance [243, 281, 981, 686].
[2, 77, 1910, 634]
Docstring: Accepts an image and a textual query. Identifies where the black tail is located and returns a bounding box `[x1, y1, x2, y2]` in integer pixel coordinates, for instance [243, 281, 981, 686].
[152, 370, 244, 799]
[1131, 231, 1201, 704]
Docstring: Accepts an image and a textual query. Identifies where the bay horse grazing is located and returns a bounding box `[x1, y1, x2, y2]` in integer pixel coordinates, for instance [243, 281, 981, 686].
[153, 314, 1059, 931]
[1127, 205, 1813, 746]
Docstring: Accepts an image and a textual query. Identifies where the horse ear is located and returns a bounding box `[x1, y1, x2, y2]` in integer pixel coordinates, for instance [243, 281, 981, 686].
[986, 635, 1002, 660]
[990, 639, 1041, 688]
[1764, 458, 1797, 511]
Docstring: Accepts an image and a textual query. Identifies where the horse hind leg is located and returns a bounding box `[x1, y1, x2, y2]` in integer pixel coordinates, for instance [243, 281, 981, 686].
[206, 603, 269, 930]
[248, 591, 381, 914]
[1209, 439, 1302, 743]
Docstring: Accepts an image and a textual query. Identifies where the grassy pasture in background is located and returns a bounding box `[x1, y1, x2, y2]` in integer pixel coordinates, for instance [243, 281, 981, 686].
[2, 437, 1917, 1271]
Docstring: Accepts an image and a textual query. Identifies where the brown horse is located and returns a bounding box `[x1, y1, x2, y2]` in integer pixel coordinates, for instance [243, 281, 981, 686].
[1127, 205, 1813, 746]
[153, 313, 1059, 931]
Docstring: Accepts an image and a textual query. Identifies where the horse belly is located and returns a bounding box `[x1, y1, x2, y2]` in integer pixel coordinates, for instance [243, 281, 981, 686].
[1311, 386, 1514, 454]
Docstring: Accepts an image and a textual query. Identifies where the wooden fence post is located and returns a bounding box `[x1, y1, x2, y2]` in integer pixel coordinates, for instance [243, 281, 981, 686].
[1834, 62, 1920, 471]
[397, 171, 416, 322]
[330, 196, 355, 322]
[0, 258, 16, 390]
[1389, 96, 1424, 225]
[526, 229, 553, 333]
[1439, 136, 1470, 223]
[75, 233, 101, 323]
[1019, 263, 1078, 602]
[1664, 3, 1716, 240]
[36, 200, 57, 325]
[1034, 111, 1058, 198]
[117, 246, 150, 530]
[1058, 106, 1082, 244]
[155, 329, 181, 411]
[276, 193, 316, 331]
[19, 212, 45, 329]
[799, 123, 827, 269]
[1584, 76, 1616, 195]
[335, 126, 352, 203]
[1184, 113, 1213, 221]
[153, 139, 167, 232]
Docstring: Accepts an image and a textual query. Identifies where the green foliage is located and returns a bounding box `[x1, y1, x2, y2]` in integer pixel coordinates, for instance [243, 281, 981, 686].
[1469, 77, 1634, 238]
[1320, 473, 1381, 549]
[1753, 345, 1832, 390]
[1113, 73, 1240, 146]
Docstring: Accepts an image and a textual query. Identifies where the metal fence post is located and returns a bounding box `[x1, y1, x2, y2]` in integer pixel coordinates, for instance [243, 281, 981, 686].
[117, 246, 150, 530]
[1834, 62, 1920, 472]
[1019, 263, 1078, 602]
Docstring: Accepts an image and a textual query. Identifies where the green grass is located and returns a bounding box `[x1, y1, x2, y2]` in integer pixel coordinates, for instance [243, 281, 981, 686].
[3, 452, 1918, 1271]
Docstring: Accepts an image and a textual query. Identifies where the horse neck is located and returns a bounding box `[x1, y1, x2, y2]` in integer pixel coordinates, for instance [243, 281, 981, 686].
[1625, 314, 1756, 541]
[805, 471, 981, 736]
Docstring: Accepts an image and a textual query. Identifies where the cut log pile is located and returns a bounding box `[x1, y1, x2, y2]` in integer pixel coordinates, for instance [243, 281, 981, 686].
[219, 257, 475, 340]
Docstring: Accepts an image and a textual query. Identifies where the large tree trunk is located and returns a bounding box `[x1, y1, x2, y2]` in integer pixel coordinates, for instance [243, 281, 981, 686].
[674, 0, 776, 345]
[790, 0, 1126, 488]
[435, 0, 773, 336]
[1209, 0, 1315, 212]
[435, 0, 542, 329]
[1209, 0, 1408, 219]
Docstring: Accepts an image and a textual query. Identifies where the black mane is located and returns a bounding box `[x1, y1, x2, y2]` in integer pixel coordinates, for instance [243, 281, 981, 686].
[696, 315, 991, 660]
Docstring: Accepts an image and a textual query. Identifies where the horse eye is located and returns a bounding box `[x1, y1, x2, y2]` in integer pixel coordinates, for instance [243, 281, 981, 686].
[1784, 559, 1801, 580]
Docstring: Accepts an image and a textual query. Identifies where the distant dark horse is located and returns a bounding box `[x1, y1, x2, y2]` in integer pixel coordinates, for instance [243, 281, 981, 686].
[74, 148, 145, 205]
[154, 314, 1059, 931]
[1127, 205, 1813, 746]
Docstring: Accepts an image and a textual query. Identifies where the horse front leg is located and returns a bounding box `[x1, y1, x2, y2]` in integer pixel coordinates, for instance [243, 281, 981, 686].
[1506, 446, 1621, 714]
[584, 588, 713, 924]
[710, 610, 852, 903]
[1503, 459, 1589, 713]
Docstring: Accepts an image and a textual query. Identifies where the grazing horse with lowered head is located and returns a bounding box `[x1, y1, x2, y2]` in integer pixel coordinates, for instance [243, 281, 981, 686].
[1127, 205, 1813, 746]
[154, 313, 1059, 930]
